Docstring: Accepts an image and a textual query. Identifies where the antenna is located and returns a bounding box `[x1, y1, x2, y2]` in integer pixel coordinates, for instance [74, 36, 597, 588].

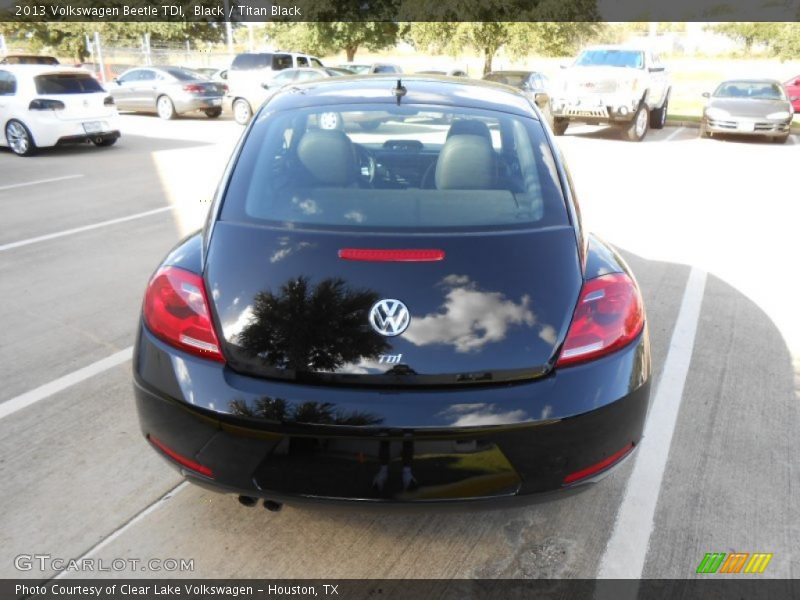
[393, 79, 407, 105]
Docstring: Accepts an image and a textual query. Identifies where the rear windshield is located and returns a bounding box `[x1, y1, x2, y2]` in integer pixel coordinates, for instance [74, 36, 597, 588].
[35, 73, 104, 94]
[714, 81, 786, 100]
[161, 67, 198, 81]
[575, 49, 644, 69]
[484, 72, 528, 87]
[221, 105, 568, 233]
[231, 53, 272, 70]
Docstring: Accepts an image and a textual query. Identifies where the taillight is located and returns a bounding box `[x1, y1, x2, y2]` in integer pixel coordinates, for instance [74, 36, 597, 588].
[182, 84, 205, 93]
[557, 272, 644, 367]
[104, 95, 115, 106]
[29, 99, 65, 110]
[142, 266, 224, 363]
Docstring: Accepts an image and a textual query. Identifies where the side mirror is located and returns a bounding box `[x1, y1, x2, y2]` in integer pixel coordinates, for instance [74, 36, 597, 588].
[702, 92, 710, 98]
[221, 71, 227, 80]
[260, 82, 270, 89]
[649, 66, 665, 73]
[794, 79, 800, 86]
[534, 92, 549, 109]
[559, 64, 567, 69]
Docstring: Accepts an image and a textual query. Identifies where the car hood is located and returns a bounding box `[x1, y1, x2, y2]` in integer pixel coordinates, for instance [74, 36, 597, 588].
[205, 222, 583, 386]
[706, 97, 792, 117]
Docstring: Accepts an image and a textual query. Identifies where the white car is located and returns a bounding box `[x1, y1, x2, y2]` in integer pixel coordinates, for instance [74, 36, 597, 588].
[0, 65, 120, 156]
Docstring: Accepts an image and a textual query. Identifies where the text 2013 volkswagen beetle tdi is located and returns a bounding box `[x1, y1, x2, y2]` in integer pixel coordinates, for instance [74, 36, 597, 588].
[133, 76, 651, 508]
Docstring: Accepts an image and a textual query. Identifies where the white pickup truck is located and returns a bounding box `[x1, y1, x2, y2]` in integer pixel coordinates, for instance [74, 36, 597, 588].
[549, 46, 671, 141]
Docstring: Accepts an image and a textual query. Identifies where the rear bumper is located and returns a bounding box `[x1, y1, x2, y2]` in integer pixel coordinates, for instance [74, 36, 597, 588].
[133, 324, 651, 504]
[56, 130, 120, 145]
[173, 95, 224, 114]
[24, 112, 120, 148]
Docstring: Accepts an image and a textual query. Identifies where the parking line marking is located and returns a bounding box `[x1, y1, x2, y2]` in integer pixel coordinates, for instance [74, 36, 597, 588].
[0, 347, 133, 421]
[597, 267, 707, 579]
[0, 174, 84, 192]
[663, 126, 685, 142]
[52, 481, 189, 580]
[0, 206, 173, 252]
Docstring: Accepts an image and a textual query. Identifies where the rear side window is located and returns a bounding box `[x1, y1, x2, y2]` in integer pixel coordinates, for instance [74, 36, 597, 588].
[232, 53, 271, 70]
[296, 56, 309, 67]
[272, 54, 293, 70]
[0, 70, 16, 95]
[310, 58, 324, 68]
[35, 73, 104, 94]
[373, 65, 400, 73]
[222, 105, 567, 233]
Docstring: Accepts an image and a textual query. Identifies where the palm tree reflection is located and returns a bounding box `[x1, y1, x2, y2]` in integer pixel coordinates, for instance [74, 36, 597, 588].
[230, 396, 383, 426]
[236, 276, 390, 371]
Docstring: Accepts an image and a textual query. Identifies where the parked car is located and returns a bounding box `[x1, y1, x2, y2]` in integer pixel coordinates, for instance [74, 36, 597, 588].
[336, 62, 403, 75]
[416, 68, 469, 77]
[783, 74, 800, 112]
[133, 76, 651, 508]
[0, 65, 120, 156]
[549, 45, 671, 141]
[181, 67, 219, 79]
[1, 54, 59, 65]
[230, 66, 344, 125]
[701, 79, 794, 144]
[483, 71, 552, 123]
[109, 66, 226, 119]
[226, 52, 324, 125]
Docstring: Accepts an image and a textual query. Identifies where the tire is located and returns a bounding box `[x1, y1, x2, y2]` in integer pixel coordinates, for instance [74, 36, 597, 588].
[358, 119, 380, 131]
[650, 95, 668, 129]
[93, 137, 118, 147]
[552, 118, 569, 136]
[624, 103, 649, 142]
[157, 95, 176, 120]
[204, 107, 222, 119]
[5, 119, 37, 156]
[233, 98, 252, 125]
[772, 135, 789, 144]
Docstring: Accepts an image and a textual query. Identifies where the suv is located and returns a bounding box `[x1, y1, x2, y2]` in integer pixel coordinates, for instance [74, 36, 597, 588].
[227, 51, 323, 124]
[1, 55, 59, 65]
[549, 45, 670, 141]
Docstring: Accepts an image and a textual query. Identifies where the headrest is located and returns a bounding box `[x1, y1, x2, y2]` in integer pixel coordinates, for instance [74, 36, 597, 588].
[435, 134, 493, 190]
[446, 119, 492, 144]
[297, 129, 357, 186]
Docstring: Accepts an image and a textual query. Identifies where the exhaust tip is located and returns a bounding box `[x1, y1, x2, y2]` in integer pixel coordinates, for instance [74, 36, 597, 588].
[238, 495, 258, 507]
[263, 499, 283, 512]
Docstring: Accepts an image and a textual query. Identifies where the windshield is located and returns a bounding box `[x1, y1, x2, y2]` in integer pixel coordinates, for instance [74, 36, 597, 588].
[484, 73, 528, 87]
[35, 73, 104, 94]
[575, 49, 644, 69]
[340, 64, 370, 74]
[221, 104, 568, 233]
[713, 81, 786, 100]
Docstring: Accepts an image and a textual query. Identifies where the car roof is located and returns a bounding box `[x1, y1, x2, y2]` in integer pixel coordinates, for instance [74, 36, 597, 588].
[485, 70, 536, 76]
[718, 78, 782, 85]
[0, 64, 90, 76]
[580, 45, 649, 53]
[264, 75, 538, 117]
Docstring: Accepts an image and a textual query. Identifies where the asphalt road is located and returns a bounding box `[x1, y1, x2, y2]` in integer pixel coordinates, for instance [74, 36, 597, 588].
[0, 115, 798, 582]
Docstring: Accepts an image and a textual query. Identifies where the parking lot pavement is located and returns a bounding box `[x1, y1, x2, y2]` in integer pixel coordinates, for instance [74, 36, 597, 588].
[0, 118, 797, 580]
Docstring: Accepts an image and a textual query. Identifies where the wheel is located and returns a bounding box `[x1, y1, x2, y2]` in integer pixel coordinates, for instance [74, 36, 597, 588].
[699, 122, 712, 139]
[204, 107, 222, 119]
[624, 103, 648, 142]
[358, 119, 381, 131]
[93, 137, 117, 147]
[772, 135, 789, 144]
[650, 95, 668, 129]
[157, 95, 176, 120]
[319, 111, 342, 130]
[233, 98, 252, 125]
[552, 118, 569, 136]
[5, 119, 37, 156]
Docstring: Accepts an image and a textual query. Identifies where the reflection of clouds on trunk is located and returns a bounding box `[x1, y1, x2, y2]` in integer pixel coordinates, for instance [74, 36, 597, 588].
[405, 276, 536, 352]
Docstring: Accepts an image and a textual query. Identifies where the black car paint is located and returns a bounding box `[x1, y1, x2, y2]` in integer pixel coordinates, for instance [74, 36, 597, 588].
[134, 77, 651, 503]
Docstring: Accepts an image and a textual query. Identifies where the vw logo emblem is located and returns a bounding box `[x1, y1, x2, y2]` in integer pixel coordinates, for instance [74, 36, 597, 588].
[369, 299, 410, 337]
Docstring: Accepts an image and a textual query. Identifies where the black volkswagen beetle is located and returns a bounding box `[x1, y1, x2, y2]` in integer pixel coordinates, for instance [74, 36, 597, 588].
[133, 76, 651, 508]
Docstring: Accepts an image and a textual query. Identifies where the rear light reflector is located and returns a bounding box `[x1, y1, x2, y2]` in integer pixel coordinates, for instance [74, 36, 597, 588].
[182, 84, 206, 93]
[563, 442, 634, 485]
[142, 266, 225, 363]
[556, 272, 644, 367]
[148, 434, 214, 478]
[29, 99, 65, 110]
[338, 248, 445, 262]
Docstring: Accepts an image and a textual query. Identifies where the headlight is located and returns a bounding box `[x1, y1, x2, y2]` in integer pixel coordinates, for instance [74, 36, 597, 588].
[705, 107, 729, 119]
[766, 111, 791, 120]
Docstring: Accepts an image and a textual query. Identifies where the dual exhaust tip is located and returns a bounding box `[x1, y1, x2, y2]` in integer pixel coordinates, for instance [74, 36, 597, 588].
[238, 495, 282, 512]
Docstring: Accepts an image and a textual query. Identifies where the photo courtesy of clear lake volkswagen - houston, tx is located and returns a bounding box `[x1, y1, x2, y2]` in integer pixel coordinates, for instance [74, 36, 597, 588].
[1, 2, 799, 598]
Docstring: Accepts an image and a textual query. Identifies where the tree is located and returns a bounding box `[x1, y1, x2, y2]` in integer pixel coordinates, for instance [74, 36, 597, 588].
[267, 22, 399, 61]
[708, 23, 781, 53]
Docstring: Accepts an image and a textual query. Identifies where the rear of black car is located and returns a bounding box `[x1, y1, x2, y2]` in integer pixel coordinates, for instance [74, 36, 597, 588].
[133, 79, 651, 505]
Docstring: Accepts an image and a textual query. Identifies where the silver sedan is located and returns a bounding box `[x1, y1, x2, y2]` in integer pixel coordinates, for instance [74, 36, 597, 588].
[701, 79, 794, 143]
[109, 66, 227, 120]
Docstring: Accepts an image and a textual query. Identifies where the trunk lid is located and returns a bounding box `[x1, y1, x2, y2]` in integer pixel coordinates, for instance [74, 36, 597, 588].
[206, 222, 582, 386]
